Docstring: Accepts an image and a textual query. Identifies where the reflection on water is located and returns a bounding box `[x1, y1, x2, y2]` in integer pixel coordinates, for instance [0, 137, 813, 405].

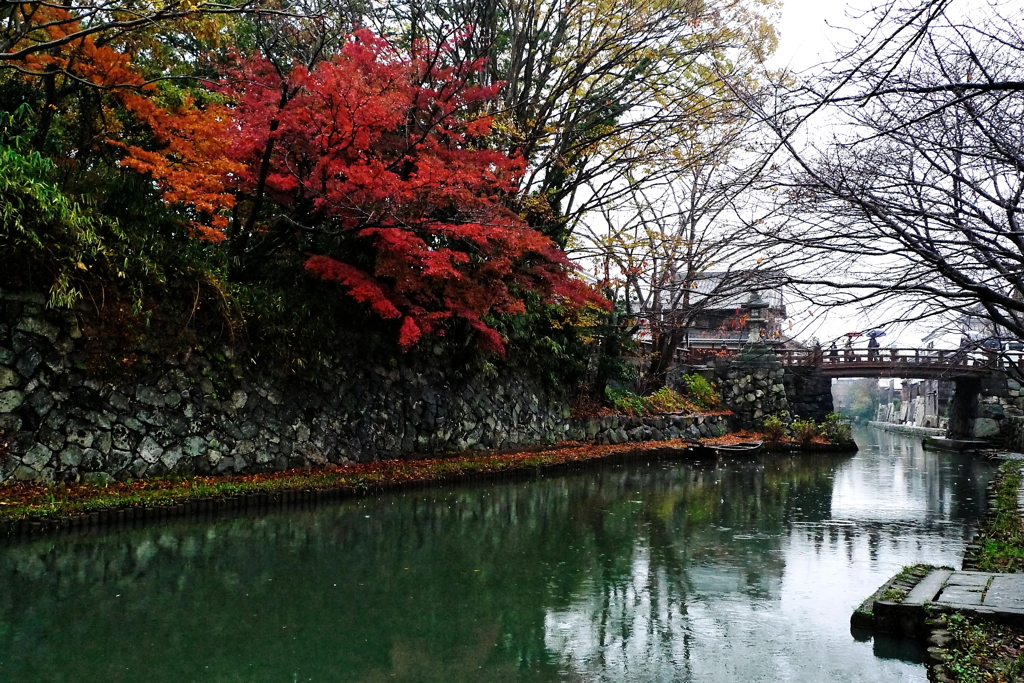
[0, 428, 995, 682]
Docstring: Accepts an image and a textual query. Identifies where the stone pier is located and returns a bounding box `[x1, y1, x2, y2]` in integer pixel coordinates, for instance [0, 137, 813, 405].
[855, 569, 1024, 636]
[714, 344, 790, 430]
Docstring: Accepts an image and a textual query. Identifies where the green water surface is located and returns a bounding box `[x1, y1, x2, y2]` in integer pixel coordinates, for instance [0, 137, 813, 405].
[0, 428, 995, 681]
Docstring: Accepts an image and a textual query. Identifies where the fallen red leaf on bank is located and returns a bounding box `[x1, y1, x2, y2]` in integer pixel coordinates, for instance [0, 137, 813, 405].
[0, 427, 843, 521]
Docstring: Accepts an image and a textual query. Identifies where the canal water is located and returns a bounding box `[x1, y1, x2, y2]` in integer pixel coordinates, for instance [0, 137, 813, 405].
[0, 428, 996, 682]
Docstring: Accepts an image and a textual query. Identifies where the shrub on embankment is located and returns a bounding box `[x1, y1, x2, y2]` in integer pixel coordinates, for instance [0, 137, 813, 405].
[604, 376, 722, 417]
[759, 412, 854, 448]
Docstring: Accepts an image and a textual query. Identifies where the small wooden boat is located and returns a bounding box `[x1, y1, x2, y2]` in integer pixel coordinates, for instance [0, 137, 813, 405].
[688, 440, 764, 458]
[712, 440, 763, 454]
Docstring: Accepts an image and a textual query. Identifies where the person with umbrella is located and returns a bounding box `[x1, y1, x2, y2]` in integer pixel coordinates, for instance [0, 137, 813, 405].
[954, 331, 972, 364]
[867, 336, 880, 361]
[866, 330, 885, 361]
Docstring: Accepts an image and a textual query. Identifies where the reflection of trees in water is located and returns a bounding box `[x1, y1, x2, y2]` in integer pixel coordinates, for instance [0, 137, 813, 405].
[808, 428, 996, 565]
[0, 456, 841, 682]
[538, 455, 843, 681]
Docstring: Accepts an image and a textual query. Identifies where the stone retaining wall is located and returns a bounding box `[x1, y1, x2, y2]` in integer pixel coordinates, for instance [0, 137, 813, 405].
[715, 349, 790, 430]
[585, 414, 729, 445]
[784, 365, 835, 422]
[954, 375, 1024, 442]
[0, 289, 731, 484]
[1002, 416, 1024, 452]
[994, 377, 1024, 446]
[866, 421, 944, 438]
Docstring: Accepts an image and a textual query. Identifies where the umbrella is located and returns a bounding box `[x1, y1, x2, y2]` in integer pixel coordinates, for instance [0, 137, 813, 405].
[866, 330, 886, 338]
[844, 332, 863, 338]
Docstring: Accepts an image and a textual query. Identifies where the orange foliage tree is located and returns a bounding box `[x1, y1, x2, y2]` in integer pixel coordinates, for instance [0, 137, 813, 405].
[3, 1, 240, 153]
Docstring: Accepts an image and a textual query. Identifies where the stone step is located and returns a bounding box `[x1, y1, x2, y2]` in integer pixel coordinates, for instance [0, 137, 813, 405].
[922, 437, 993, 452]
[858, 569, 1024, 636]
[906, 569, 954, 605]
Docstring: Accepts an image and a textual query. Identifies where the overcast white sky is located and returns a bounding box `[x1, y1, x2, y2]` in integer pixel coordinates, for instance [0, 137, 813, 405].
[767, 1, 885, 345]
[766, 0, 954, 348]
[772, 0, 861, 72]
[587, 0, 1001, 349]
[765, 0, 1020, 349]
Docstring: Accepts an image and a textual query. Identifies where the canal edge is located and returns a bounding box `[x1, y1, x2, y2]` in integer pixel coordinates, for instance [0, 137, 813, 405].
[0, 438, 857, 542]
[851, 454, 1024, 682]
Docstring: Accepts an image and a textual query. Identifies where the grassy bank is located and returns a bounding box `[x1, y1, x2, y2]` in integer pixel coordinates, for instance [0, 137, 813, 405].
[0, 435, 721, 524]
[0, 430, 848, 527]
[933, 612, 1024, 683]
[973, 461, 1024, 572]
[931, 461, 1024, 683]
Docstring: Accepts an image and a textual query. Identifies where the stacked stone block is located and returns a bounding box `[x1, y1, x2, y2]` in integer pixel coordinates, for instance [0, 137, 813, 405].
[784, 366, 834, 422]
[584, 414, 728, 446]
[716, 350, 790, 430]
[0, 289, 731, 484]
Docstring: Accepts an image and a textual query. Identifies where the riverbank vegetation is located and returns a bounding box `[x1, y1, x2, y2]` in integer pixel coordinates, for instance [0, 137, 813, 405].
[0, 0, 780, 407]
[0, 429, 852, 525]
[600, 376, 722, 417]
[934, 613, 1024, 683]
[973, 462, 1024, 573]
[761, 412, 853, 447]
[932, 461, 1024, 682]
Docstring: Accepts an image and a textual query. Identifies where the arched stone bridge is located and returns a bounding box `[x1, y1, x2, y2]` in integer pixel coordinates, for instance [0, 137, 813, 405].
[773, 347, 1013, 380]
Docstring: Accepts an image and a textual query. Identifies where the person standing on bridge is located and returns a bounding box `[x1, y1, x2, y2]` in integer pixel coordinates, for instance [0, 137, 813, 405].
[829, 342, 839, 362]
[868, 336, 880, 361]
[957, 332, 971, 364]
[844, 336, 854, 361]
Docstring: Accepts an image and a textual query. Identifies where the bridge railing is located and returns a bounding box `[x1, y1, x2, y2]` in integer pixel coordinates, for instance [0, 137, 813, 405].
[775, 347, 1024, 369]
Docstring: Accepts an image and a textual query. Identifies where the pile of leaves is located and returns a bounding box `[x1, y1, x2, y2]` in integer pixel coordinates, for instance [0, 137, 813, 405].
[941, 613, 1024, 683]
[701, 430, 767, 446]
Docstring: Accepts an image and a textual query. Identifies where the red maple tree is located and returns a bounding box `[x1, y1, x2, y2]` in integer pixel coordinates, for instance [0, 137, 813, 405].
[120, 29, 608, 352]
